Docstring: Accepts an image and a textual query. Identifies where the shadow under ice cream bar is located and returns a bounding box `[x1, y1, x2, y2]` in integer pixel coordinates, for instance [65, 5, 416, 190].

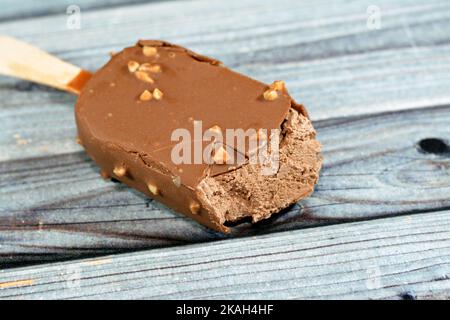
[75, 40, 322, 233]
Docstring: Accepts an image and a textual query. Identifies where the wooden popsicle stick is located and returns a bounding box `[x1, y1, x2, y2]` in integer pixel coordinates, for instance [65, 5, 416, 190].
[0, 35, 92, 95]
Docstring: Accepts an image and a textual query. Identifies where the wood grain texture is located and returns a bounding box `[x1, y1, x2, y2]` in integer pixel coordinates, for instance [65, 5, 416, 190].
[0, 210, 448, 299]
[1, 105, 449, 267]
[0, 0, 162, 22]
[0, 0, 450, 301]
[1, 0, 450, 162]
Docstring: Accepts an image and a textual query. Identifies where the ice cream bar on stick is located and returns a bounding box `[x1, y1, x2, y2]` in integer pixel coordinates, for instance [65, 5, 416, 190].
[0, 37, 322, 233]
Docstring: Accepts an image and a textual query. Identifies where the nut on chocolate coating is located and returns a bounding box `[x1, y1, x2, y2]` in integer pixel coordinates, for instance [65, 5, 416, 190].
[153, 88, 163, 100]
[208, 125, 222, 134]
[127, 60, 140, 73]
[139, 90, 152, 101]
[172, 175, 181, 187]
[212, 145, 229, 164]
[138, 63, 161, 73]
[147, 182, 159, 195]
[135, 71, 154, 83]
[270, 80, 285, 91]
[143, 46, 158, 57]
[189, 201, 201, 214]
[263, 89, 278, 101]
[113, 166, 127, 177]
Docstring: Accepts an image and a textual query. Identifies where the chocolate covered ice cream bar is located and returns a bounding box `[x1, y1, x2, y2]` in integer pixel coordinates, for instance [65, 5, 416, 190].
[75, 40, 322, 233]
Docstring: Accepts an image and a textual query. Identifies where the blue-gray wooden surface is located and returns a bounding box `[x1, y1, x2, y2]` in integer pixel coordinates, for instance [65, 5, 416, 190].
[0, 0, 449, 299]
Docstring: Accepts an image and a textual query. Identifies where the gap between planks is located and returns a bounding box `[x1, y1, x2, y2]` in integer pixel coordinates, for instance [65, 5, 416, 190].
[0, 103, 449, 268]
[0, 210, 448, 299]
[0, 0, 161, 23]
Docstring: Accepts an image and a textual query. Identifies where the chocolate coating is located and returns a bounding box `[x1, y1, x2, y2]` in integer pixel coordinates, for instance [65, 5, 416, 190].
[75, 40, 321, 233]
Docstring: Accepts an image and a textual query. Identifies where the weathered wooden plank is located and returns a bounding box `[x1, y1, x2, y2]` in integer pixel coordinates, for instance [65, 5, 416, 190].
[0, 210, 448, 299]
[1, 0, 450, 272]
[1, 105, 449, 267]
[1, 0, 450, 161]
[0, 0, 156, 22]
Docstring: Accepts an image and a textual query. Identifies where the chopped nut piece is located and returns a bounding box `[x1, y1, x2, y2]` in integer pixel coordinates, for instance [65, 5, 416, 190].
[172, 175, 181, 188]
[143, 46, 157, 57]
[138, 63, 151, 72]
[270, 80, 285, 91]
[153, 88, 163, 100]
[113, 166, 126, 177]
[135, 71, 154, 83]
[213, 145, 229, 164]
[138, 62, 151, 72]
[139, 63, 161, 73]
[127, 60, 140, 73]
[149, 65, 161, 73]
[147, 183, 159, 195]
[189, 201, 201, 214]
[263, 89, 278, 101]
[208, 125, 222, 134]
[139, 90, 152, 101]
